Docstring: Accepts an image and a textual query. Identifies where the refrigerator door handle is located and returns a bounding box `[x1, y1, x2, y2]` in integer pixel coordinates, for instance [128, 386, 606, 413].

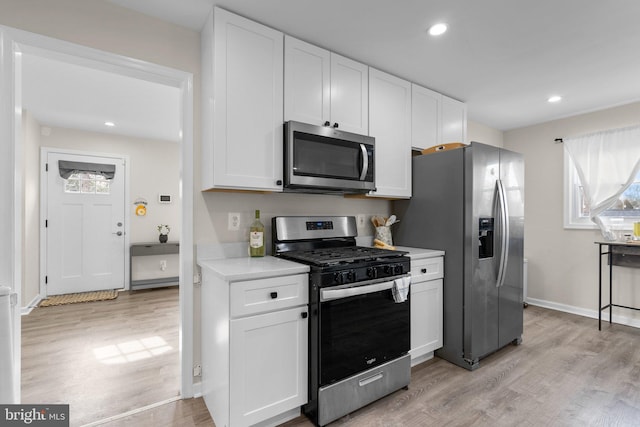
[496, 179, 510, 288]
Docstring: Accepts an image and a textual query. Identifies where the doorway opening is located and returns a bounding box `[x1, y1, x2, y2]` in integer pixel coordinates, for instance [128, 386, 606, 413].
[5, 26, 194, 421]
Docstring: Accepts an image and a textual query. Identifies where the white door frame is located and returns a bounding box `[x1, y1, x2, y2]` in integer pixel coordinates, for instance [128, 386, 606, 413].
[0, 25, 195, 400]
[40, 148, 131, 297]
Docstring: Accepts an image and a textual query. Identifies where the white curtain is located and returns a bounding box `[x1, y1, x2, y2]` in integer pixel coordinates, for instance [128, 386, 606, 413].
[564, 125, 640, 240]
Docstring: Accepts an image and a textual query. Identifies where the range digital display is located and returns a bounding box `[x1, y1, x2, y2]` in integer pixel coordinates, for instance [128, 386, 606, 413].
[306, 221, 334, 230]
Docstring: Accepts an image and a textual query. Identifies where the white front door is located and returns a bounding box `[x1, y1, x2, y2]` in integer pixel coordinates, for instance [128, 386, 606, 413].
[45, 151, 126, 296]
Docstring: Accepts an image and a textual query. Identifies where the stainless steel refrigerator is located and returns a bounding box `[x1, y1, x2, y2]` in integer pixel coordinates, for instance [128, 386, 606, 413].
[394, 142, 524, 370]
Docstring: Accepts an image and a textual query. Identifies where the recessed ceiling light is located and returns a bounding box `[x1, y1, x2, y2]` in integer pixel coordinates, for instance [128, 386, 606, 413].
[548, 95, 562, 103]
[428, 23, 448, 36]
[104, 121, 115, 127]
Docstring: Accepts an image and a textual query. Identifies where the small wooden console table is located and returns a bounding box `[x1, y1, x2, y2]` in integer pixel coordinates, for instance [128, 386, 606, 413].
[596, 241, 640, 330]
[130, 242, 180, 290]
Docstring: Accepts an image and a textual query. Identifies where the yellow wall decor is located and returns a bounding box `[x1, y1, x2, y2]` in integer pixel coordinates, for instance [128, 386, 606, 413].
[134, 197, 148, 216]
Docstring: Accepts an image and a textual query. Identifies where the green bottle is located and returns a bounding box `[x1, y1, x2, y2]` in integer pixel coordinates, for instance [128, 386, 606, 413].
[249, 209, 265, 257]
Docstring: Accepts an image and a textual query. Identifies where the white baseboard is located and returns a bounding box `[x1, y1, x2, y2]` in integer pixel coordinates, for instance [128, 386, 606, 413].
[527, 297, 640, 329]
[21, 294, 43, 315]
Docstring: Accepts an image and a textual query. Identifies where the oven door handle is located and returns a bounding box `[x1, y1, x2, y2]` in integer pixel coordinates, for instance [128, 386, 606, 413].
[321, 280, 395, 301]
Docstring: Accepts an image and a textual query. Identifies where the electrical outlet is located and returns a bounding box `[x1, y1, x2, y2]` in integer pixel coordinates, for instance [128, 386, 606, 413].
[356, 214, 366, 227]
[193, 363, 202, 377]
[160, 260, 167, 271]
[228, 212, 240, 231]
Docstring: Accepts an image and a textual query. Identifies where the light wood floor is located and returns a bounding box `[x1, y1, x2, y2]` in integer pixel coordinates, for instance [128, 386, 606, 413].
[21, 286, 182, 426]
[282, 305, 640, 427]
[24, 294, 640, 426]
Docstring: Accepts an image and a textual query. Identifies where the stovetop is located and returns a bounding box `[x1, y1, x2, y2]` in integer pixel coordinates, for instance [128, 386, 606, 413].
[278, 245, 408, 267]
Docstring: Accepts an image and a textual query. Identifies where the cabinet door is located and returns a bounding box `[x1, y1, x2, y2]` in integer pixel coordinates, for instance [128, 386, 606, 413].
[368, 68, 412, 198]
[230, 306, 308, 426]
[330, 53, 368, 134]
[206, 8, 284, 191]
[441, 95, 467, 144]
[284, 36, 331, 125]
[410, 278, 443, 359]
[411, 84, 441, 150]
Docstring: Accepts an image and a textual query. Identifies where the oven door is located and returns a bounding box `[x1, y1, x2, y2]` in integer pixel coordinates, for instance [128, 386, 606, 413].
[318, 277, 410, 386]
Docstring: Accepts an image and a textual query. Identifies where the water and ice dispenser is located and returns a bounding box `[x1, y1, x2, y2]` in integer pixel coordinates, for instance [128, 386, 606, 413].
[479, 217, 494, 259]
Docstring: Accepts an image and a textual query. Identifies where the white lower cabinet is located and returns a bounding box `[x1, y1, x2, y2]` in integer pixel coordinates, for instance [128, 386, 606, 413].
[202, 271, 308, 427]
[230, 306, 308, 426]
[410, 256, 444, 365]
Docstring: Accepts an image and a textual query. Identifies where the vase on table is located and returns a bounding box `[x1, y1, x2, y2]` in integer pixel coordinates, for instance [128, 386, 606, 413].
[159, 234, 168, 243]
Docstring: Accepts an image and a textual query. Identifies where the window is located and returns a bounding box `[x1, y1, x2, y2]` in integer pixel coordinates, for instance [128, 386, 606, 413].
[565, 154, 640, 230]
[64, 172, 111, 194]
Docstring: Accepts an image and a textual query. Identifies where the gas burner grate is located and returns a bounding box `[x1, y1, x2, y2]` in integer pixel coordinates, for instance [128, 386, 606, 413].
[280, 246, 407, 267]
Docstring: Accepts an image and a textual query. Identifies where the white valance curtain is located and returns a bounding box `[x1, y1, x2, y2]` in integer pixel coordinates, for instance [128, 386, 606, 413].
[564, 125, 640, 240]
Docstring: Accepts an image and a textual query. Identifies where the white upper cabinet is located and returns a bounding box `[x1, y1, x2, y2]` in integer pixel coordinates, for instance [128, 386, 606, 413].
[201, 8, 284, 191]
[411, 84, 441, 150]
[441, 95, 467, 145]
[284, 36, 368, 135]
[284, 36, 331, 126]
[330, 53, 369, 134]
[411, 84, 467, 151]
[368, 68, 412, 199]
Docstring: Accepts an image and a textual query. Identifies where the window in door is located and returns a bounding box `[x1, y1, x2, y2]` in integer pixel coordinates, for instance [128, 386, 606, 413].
[64, 172, 112, 194]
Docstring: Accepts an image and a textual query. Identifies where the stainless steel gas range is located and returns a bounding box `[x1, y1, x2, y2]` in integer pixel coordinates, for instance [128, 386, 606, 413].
[272, 216, 411, 426]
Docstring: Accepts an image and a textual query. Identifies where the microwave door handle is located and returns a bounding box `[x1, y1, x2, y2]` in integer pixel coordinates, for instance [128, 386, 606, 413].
[359, 143, 368, 180]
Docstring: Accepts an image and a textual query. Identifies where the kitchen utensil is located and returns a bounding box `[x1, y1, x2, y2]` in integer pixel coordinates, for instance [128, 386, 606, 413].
[386, 215, 396, 226]
[372, 216, 385, 227]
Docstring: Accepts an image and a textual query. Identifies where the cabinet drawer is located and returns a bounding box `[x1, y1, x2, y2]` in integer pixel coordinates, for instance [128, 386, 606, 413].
[611, 245, 640, 268]
[230, 274, 308, 317]
[410, 256, 444, 283]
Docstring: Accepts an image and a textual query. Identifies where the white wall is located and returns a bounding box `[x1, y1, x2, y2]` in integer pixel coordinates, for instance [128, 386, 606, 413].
[197, 191, 389, 254]
[504, 101, 640, 324]
[467, 119, 504, 148]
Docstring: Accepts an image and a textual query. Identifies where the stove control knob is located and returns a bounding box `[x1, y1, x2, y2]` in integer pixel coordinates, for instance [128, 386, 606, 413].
[395, 265, 404, 275]
[366, 267, 378, 279]
[346, 270, 356, 282]
[334, 272, 345, 285]
[383, 265, 392, 275]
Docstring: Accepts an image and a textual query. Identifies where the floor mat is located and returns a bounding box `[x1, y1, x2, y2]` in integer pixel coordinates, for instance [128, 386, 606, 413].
[39, 289, 118, 307]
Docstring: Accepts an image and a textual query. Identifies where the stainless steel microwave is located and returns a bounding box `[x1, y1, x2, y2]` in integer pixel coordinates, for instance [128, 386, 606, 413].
[284, 121, 375, 194]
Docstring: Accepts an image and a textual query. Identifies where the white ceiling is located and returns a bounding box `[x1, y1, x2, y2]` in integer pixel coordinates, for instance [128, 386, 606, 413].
[22, 0, 640, 142]
[22, 54, 181, 142]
